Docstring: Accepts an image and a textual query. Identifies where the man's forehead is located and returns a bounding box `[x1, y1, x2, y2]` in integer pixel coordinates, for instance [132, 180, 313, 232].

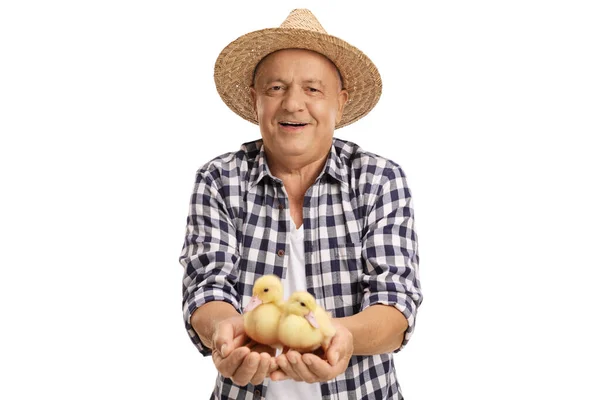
[253, 49, 343, 88]
[261, 77, 326, 85]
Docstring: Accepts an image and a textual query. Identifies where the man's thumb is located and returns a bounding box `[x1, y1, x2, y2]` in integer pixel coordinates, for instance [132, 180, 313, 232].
[221, 344, 229, 357]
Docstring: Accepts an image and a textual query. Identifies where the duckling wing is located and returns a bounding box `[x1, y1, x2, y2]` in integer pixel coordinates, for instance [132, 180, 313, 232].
[245, 304, 282, 346]
[278, 314, 322, 352]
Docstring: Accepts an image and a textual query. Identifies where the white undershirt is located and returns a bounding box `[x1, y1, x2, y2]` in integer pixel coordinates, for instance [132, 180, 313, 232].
[265, 219, 322, 400]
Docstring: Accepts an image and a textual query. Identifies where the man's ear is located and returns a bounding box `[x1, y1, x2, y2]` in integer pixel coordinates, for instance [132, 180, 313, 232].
[336, 89, 349, 124]
[249, 87, 258, 119]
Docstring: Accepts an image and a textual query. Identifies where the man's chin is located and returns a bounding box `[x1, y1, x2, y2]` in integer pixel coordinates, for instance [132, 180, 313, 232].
[275, 136, 310, 151]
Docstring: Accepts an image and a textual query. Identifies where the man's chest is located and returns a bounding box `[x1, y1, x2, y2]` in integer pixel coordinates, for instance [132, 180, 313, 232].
[234, 182, 365, 317]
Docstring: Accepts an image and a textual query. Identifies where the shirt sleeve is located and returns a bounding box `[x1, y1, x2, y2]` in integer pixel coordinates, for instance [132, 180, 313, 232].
[360, 164, 423, 352]
[178, 169, 242, 356]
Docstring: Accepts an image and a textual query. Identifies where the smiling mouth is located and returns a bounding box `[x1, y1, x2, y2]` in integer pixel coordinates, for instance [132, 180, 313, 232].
[279, 122, 308, 128]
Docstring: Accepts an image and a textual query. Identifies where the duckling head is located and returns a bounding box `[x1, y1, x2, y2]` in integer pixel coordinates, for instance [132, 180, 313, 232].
[243, 274, 283, 313]
[286, 291, 320, 329]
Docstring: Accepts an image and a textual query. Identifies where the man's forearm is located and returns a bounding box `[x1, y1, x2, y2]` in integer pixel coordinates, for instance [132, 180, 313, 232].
[191, 301, 240, 351]
[335, 305, 408, 356]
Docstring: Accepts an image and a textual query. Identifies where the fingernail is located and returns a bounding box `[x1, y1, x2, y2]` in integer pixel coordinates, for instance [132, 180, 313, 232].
[332, 353, 339, 365]
[273, 373, 288, 381]
[221, 344, 227, 356]
[304, 357, 312, 366]
[289, 355, 296, 365]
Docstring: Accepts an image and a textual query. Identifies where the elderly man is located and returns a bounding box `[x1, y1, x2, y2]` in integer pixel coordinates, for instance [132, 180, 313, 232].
[179, 9, 423, 400]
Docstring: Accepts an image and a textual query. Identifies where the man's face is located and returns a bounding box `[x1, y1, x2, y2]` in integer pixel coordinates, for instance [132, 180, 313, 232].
[250, 49, 348, 163]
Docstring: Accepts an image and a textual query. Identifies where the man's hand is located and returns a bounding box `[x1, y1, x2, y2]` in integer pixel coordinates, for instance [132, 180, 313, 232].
[270, 321, 353, 383]
[211, 315, 277, 386]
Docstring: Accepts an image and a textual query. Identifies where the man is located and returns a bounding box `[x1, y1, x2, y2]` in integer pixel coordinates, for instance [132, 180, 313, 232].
[179, 9, 423, 400]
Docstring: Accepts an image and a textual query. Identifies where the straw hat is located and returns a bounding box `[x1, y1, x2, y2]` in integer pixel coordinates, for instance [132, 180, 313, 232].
[214, 9, 382, 129]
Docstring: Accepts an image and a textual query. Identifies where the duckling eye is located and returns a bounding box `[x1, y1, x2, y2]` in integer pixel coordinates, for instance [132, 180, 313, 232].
[300, 302, 306, 307]
[263, 288, 269, 293]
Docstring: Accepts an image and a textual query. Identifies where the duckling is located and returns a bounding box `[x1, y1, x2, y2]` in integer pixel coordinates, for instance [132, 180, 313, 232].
[243, 274, 285, 347]
[278, 291, 336, 353]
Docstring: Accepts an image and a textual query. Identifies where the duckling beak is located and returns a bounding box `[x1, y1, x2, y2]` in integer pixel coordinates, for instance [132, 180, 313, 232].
[244, 296, 262, 313]
[305, 311, 319, 329]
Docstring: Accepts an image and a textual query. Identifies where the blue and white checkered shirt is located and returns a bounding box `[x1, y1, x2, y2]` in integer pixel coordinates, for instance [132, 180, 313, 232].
[179, 137, 423, 399]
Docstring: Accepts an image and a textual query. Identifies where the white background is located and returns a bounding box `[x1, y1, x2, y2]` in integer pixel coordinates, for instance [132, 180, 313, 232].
[1, 1, 599, 399]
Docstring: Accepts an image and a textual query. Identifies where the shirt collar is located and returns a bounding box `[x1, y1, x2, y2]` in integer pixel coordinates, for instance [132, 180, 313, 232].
[249, 143, 274, 188]
[248, 138, 348, 188]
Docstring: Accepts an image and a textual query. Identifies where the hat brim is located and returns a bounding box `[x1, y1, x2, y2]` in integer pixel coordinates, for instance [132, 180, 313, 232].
[214, 28, 382, 129]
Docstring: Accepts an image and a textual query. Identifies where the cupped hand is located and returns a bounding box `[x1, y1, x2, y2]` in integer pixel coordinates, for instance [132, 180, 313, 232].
[270, 321, 354, 383]
[211, 315, 278, 386]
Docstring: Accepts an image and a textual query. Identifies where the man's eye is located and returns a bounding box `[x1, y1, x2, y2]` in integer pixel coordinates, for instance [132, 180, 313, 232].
[308, 87, 319, 92]
[270, 86, 282, 91]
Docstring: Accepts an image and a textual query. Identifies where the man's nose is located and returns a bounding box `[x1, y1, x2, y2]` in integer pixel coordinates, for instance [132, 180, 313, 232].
[281, 85, 305, 113]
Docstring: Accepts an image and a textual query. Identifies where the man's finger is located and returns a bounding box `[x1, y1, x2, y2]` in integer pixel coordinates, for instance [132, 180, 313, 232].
[214, 316, 246, 357]
[250, 352, 271, 386]
[231, 332, 249, 351]
[327, 349, 340, 366]
[231, 352, 260, 386]
[270, 369, 290, 381]
[268, 357, 279, 374]
[303, 352, 336, 380]
[213, 322, 234, 357]
[276, 353, 300, 381]
[326, 337, 343, 366]
[214, 347, 250, 378]
[288, 351, 319, 383]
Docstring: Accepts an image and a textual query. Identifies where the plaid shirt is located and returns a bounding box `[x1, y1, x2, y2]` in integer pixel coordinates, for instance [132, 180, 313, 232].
[179, 137, 423, 400]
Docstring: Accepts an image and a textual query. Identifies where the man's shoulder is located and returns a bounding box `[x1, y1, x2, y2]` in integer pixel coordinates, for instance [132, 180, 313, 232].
[332, 137, 406, 181]
[195, 138, 262, 183]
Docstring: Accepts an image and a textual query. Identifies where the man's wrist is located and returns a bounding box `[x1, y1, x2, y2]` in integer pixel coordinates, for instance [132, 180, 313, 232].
[191, 301, 239, 351]
[334, 305, 407, 355]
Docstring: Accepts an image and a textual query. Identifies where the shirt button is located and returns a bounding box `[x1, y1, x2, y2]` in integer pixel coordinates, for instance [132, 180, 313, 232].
[277, 249, 285, 257]
[254, 390, 261, 398]
[278, 203, 284, 210]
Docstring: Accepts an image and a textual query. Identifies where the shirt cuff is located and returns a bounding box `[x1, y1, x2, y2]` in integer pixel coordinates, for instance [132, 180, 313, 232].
[360, 291, 418, 353]
[183, 287, 242, 357]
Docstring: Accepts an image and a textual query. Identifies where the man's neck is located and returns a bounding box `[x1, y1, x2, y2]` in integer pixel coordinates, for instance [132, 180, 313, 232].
[266, 151, 328, 200]
[267, 153, 329, 193]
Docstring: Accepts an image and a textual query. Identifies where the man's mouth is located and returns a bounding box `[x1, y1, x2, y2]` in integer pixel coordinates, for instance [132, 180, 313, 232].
[279, 121, 309, 132]
[279, 121, 308, 128]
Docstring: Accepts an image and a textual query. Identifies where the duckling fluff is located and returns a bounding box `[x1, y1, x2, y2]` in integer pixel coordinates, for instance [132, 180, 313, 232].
[243, 275, 284, 347]
[278, 291, 336, 353]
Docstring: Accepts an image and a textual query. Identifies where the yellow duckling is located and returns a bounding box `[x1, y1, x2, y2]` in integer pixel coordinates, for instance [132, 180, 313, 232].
[243, 275, 284, 348]
[278, 291, 336, 353]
